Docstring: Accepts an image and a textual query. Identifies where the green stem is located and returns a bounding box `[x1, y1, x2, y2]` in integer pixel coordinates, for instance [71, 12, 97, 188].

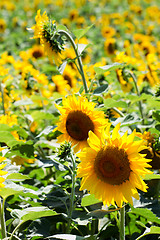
[58, 30, 88, 93]
[9, 221, 23, 240]
[0, 198, 7, 239]
[128, 71, 144, 124]
[66, 152, 76, 233]
[0, 83, 5, 115]
[112, 107, 125, 117]
[119, 206, 125, 240]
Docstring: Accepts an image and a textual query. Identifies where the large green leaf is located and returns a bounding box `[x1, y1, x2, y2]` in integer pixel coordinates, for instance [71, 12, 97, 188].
[7, 140, 34, 159]
[21, 207, 57, 222]
[152, 110, 160, 122]
[144, 174, 160, 180]
[14, 99, 33, 106]
[126, 93, 152, 104]
[104, 98, 128, 108]
[73, 24, 94, 40]
[6, 173, 30, 181]
[136, 226, 160, 240]
[0, 187, 24, 200]
[11, 207, 57, 223]
[131, 207, 160, 224]
[81, 194, 101, 207]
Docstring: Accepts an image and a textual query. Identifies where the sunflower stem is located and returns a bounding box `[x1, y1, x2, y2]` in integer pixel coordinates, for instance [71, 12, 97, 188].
[66, 152, 76, 233]
[119, 205, 125, 240]
[9, 221, 23, 240]
[0, 197, 7, 239]
[112, 107, 125, 117]
[0, 82, 6, 115]
[58, 30, 88, 93]
[128, 71, 145, 125]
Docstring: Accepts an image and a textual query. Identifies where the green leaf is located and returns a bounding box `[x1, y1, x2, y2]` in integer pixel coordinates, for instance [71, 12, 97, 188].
[131, 207, 160, 224]
[47, 234, 85, 240]
[81, 194, 101, 207]
[147, 99, 160, 109]
[58, 60, 67, 74]
[94, 62, 124, 75]
[0, 131, 16, 146]
[0, 188, 24, 200]
[31, 111, 56, 121]
[21, 207, 57, 222]
[136, 226, 160, 240]
[14, 99, 33, 106]
[77, 43, 91, 55]
[7, 141, 34, 159]
[152, 110, 160, 122]
[93, 84, 108, 95]
[127, 93, 152, 104]
[11, 207, 57, 222]
[73, 24, 94, 40]
[57, 24, 70, 32]
[104, 98, 128, 108]
[144, 174, 160, 180]
[6, 173, 30, 181]
[36, 126, 55, 138]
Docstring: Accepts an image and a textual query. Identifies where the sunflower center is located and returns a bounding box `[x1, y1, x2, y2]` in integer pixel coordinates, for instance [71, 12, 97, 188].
[32, 50, 43, 59]
[66, 110, 94, 141]
[63, 74, 72, 87]
[94, 146, 131, 185]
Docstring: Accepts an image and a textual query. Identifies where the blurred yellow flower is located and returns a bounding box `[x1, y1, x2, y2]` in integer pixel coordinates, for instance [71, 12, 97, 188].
[0, 19, 6, 33]
[11, 156, 36, 166]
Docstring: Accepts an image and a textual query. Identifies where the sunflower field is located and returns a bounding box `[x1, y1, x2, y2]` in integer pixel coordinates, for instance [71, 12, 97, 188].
[0, 0, 160, 239]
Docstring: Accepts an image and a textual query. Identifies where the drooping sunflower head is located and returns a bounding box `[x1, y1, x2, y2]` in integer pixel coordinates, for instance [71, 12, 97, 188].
[55, 95, 108, 152]
[77, 123, 152, 207]
[29, 10, 65, 66]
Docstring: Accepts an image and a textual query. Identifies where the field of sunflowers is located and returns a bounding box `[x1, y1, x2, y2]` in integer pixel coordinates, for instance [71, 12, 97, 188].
[0, 0, 160, 239]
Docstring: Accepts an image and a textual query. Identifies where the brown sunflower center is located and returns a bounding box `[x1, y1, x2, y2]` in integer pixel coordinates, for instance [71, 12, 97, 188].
[94, 146, 131, 185]
[32, 50, 43, 59]
[66, 110, 94, 141]
[63, 74, 72, 87]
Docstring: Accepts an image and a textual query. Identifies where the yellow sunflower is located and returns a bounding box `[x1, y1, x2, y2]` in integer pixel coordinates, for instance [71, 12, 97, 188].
[77, 123, 152, 207]
[0, 19, 6, 33]
[29, 10, 64, 66]
[52, 74, 70, 95]
[55, 95, 108, 152]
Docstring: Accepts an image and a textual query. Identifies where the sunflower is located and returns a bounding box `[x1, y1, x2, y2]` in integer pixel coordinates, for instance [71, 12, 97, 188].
[0, 19, 6, 33]
[29, 10, 64, 66]
[77, 123, 152, 207]
[116, 69, 133, 92]
[101, 26, 116, 38]
[104, 38, 117, 55]
[55, 95, 108, 152]
[52, 74, 70, 95]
